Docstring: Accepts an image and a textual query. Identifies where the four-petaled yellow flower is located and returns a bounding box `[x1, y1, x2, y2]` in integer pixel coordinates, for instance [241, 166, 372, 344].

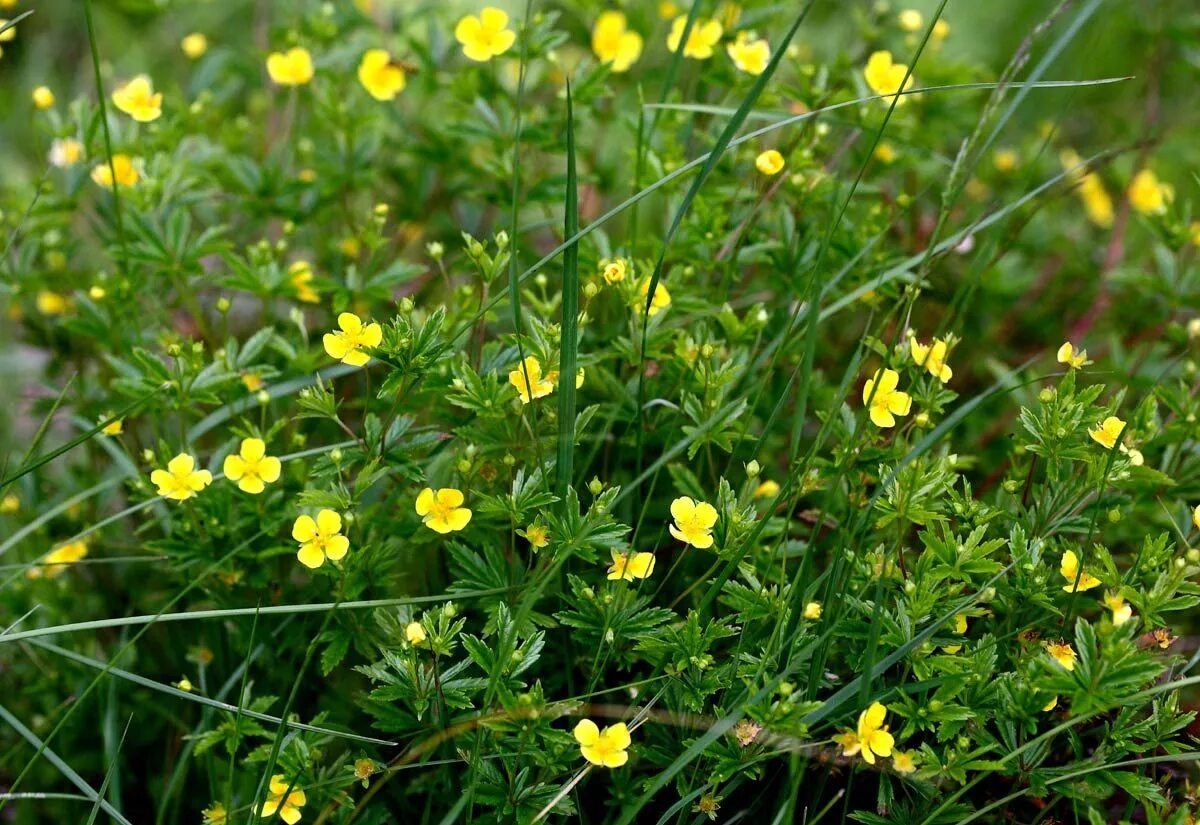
[415, 487, 473, 533]
[151, 453, 213, 501]
[1045, 641, 1076, 671]
[182, 33, 208, 59]
[521, 523, 550, 549]
[26, 540, 88, 580]
[1104, 591, 1132, 626]
[91, 154, 140, 189]
[804, 601, 822, 620]
[602, 258, 628, 285]
[1089, 416, 1125, 450]
[727, 32, 769, 75]
[669, 496, 718, 548]
[223, 437, 282, 494]
[755, 149, 784, 176]
[49, 138, 84, 168]
[1056, 341, 1088, 369]
[863, 369, 912, 428]
[607, 549, 656, 581]
[112, 76, 162, 122]
[455, 7, 516, 62]
[358, 49, 406, 101]
[289, 260, 319, 303]
[864, 51, 913, 104]
[574, 719, 631, 767]
[508, 356, 556, 403]
[909, 336, 952, 383]
[1127, 168, 1173, 216]
[267, 47, 315, 86]
[666, 16, 723, 60]
[32, 86, 55, 109]
[256, 775, 305, 824]
[855, 701, 895, 765]
[406, 621, 427, 645]
[1060, 550, 1101, 593]
[292, 509, 350, 569]
[323, 312, 382, 366]
[592, 11, 643, 73]
[638, 278, 671, 316]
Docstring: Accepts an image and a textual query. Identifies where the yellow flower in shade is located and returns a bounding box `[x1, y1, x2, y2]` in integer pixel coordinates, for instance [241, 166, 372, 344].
[573, 719, 631, 768]
[669, 496, 718, 549]
[727, 32, 769, 75]
[1060, 150, 1112, 228]
[608, 549, 656, 581]
[932, 19, 950, 40]
[638, 278, 671, 316]
[323, 312, 382, 366]
[455, 7, 516, 62]
[1104, 592, 1132, 626]
[1042, 695, 1058, 712]
[175, 676, 193, 692]
[1193, 504, 1200, 531]
[256, 775, 305, 824]
[908, 336, 953, 383]
[855, 701, 895, 765]
[803, 601, 822, 620]
[897, 9, 923, 31]
[666, 16, 723, 60]
[415, 487, 472, 533]
[1192, 222, 1200, 247]
[242, 373, 265, 392]
[406, 621, 427, 645]
[32, 86, 55, 109]
[0, 494, 17, 514]
[1056, 341, 1088, 369]
[353, 758, 376, 786]
[288, 260, 319, 303]
[943, 612, 968, 654]
[755, 149, 784, 176]
[520, 523, 550, 549]
[181, 33, 208, 59]
[592, 11, 643, 73]
[151, 453, 213, 501]
[1045, 641, 1077, 671]
[1060, 550, 1101, 593]
[292, 509, 350, 569]
[508, 356, 556, 403]
[862, 369, 912, 428]
[863, 51, 913, 104]
[223, 437, 282, 494]
[754, 479, 780, 499]
[1152, 628, 1176, 649]
[874, 142, 897, 164]
[994, 148, 1018, 172]
[49, 138, 83, 168]
[26, 540, 88, 580]
[91, 154, 140, 188]
[36, 291, 68, 315]
[266, 47, 315, 86]
[111, 75, 162, 122]
[1089, 416, 1125, 450]
[358, 49, 406, 100]
[601, 258, 628, 285]
[89, 285, 107, 300]
[99, 413, 123, 435]
[202, 802, 228, 825]
[0, 17, 16, 40]
[658, 1, 679, 19]
[1127, 168, 1173, 216]
[892, 750, 917, 775]
[833, 729, 861, 757]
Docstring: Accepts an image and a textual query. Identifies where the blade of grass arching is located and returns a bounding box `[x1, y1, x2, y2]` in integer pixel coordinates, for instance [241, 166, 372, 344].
[0, 702, 133, 825]
[0, 376, 74, 495]
[0, 10, 31, 36]
[0, 476, 127, 563]
[84, 715, 131, 825]
[82, 0, 129, 276]
[555, 84, 579, 507]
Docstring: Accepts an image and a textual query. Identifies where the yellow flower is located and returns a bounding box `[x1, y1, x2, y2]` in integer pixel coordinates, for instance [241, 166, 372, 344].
[1056, 341, 1088, 369]
[892, 749, 917, 775]
[1060, 550, 1101, 593]
[994, 148, 1018, 172]
[202, 802, 228, 825]
[908, 336, 953, 383]
[256, 775, 305, 824]
[99, 413, 123, 435]
[455, 7, 516, 62]
[1042, 695, 1058, 712]
[288, 260, 319, 303]
[1060, 150, 1113, 228]
[358, 49, 406, 101]
[607, 549, 656, 581]
[353, 758, 376, 784]
[1127, 168, 1173, 216]
[223, 437, 282, 495]
[666, 16, 723, 60]
[1089, 416, 1125, 450]
[658, 1, 680, 19]
[49, 138, 84, 168]
[32, 85, 54, 109]
[804, 601, 822, 620]
[291, 509, 350, 569]
[1045, 641, 1077, 671]
[727, 32, 769, 75]
[0, 17, 16, 40]
[862, 368, 912, 428]
[0, 494, 17, 514]
[638, 278, 671, 316]
[932, 19, 950, 40]
[151, 453, 213, 501]
[833, 730, 861, 757]
[175, 676, 193, 692]
[241, 373, 264, 392]
[521, 523, 550, 549]
[91, 154, 140, 189]
[874, 142, 897, 164]
[855, 701, 895, 765]
[897, 9, 923, 31]
[592, 11, 643, 73]
[574, 719, 631, 768]
[1104, 591, 1132, 626]
[863, 51, 913, 104]
[266, 47, 315, 86]
[754, 479, 780, 499]
[1193, 504, 1200, 531]
[406, 621, 427, 645]
[26, 540, 88, 580]
[508, 356, 556, 403]
[36, 290, 69, 315]
[1192, 222, 1200, 247]
[755, 149, 784, 176]
[111, 75, 162, 122]
[415, 487, 472, 533]
[89, 285, 107, 300]
[601, 258, 628, 285]
[323, 312, 382, 366]
[669, 496, 718, 549]
[181, 33, 208, 59]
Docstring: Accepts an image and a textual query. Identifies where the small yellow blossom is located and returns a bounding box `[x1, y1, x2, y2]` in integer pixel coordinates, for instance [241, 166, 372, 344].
[323, 312, 382, 366]
[943, 612, 968, 654]
[100, 414, 123, 435]
[521, 523, 550, 549]
[1191, 222, 1200, 247]
[266, 47, 315, 86]
[26, 540, 88, 580]
[932, 19, 950, 40]
[406, 621, 427, 645]
[727, 32, 769, 75]
[358, 49, 406, 101]
[666, 16, 723, 60]
[755, 149, 784, 176]
[638, 278, 671, 316]
[897, 9, 923, 31]
[292, 509, 349, 569]
[415, 487, 472, 533]
[862, 368, 912, 428]
[1046, 641, 1077, 671]
[182, 33, 208, 59]
[658, 1, 679, 19]
[754, 479, 780, 499]
[574, 719, 631, 768]
[1042, 695, 1058, 712]
[1056, 341, 1088, 369]
[1060, 550, 1101, 593]
[909, 336, 953, 383]
[49, 138, 84, 168]
[855, 701, 895, 765]
[1127, 168, 1173, 216]
[508, 356, 556, 403]
[892, 750, 917, 775]
[175, 676, 193, 692]
[804, 601, 822, 620]
[202, 802, 228, 825]
[833, 729, 861, 757]
[592, 11, 643, 73]
[1119, 444, 1143, 465]
[1152, 628, 1176, 649]
[1104, 591, 1132, 626]
[0, 494, 17, 514]
[669, 496, 718, 549]
[353, 758, 376, 786]
[32, 86, 54, 109]
[111, 75, 162, 122]
[874, 142, 897, 164]
[241, 373, 264, 392]
[89, 285, 107, 300]
[256, 775, 305, 824]
[994, 148, 1018, 172]
[1060, 149, 1113, 228]
[0, 17, 16, 40]
[288, 260, 319, 303]
[732, 719, 761, 747]
[601, 258, 628, 284]
[36, 291, 69, 315]
[91, 154, 140, 189]
[1089, 416, 1126, 450]
[863, 51, 913, 104]
[608, 549, 656, 581]
[151, 453, 213, 501]
[1193, 504, 1200, 531]
[223, 438, 282, 495]
[455, 7, 516, 62]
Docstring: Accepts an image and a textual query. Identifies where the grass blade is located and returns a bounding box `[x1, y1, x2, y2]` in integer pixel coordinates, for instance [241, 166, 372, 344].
[555, 83, 579, 506]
